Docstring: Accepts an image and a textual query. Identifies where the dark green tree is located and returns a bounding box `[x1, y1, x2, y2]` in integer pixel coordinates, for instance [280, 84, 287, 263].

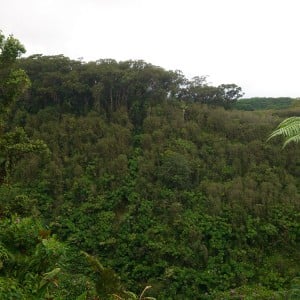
[218, 83, 244, 108]
[0, 31, 30, 112]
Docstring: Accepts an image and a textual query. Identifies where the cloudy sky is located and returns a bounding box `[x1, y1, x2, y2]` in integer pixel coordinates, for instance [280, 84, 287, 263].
[1, 0, 300, 97]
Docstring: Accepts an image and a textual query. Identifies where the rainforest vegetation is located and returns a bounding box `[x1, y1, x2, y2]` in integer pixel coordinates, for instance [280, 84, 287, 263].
[0, 32, 300, 299]
[233, 97, 298, 111]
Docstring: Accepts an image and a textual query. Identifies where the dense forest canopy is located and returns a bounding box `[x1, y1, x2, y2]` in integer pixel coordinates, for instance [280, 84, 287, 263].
[233, 97, 299, 111]
[0, 31, 300, 299]
[16, 54, 244, 118]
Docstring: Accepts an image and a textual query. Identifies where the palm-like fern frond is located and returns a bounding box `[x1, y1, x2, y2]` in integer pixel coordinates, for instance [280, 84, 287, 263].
[268, 116, 300, 148]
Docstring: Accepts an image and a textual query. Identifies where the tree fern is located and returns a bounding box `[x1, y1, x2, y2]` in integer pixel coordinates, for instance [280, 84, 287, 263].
[268, 116, 300, 148]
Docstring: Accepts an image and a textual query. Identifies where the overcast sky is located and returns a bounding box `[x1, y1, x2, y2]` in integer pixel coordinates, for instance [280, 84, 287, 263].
[1, 0, 300, 97]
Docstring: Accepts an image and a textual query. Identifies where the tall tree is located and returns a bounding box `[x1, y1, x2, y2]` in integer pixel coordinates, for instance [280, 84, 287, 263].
[218, 83, 244, 108]
[0, 31, 30, 112]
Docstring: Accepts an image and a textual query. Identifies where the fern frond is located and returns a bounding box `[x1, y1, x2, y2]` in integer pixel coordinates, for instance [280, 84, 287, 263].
[283, 134, 300, 148]
[268, 117, 300, 147]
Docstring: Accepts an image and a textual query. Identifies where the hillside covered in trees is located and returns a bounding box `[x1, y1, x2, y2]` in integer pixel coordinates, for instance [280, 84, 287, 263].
[233, 97, 299, 111]
[0, 32, 300, 299]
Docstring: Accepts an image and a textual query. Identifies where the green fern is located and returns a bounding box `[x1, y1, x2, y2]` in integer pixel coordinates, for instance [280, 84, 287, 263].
[268, 116, 300, 148]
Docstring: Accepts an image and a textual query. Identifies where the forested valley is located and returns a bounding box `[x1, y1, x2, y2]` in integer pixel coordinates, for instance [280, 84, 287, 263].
[0, 32, 300, 299]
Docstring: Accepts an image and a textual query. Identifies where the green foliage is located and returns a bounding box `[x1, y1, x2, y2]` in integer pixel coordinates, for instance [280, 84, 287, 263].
[0, 216, 68, 299]
[287, 277, 300, 299]
[234, 97, 296, 111]
[268, 116, 300, 147]
[179, 78, 243, 108]
[80, 252, 156, 300]
[0, 31, 299, 299]
[82, 251, 123, 298]
[0, 31, 25, 65]
[0, 31, 30, 112]
[158, 150, 192, 189]
[0, 127, 50, 183]
[0, 277, 25, 300]
[211, 285, 284, 299]
[6, 97, 298, 298]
